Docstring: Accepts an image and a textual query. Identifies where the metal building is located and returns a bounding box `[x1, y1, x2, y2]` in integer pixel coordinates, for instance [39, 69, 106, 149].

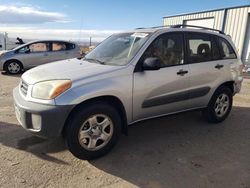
[163, 5, 250, 64]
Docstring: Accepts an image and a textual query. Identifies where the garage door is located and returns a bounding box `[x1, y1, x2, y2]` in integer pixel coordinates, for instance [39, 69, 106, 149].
[184, 18, 215, 29]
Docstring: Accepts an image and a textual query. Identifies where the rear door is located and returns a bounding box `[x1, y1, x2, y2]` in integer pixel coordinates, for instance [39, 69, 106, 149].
[185, 32, 235, 108]
[50, 42, 68, 61]
[50, 42, 79, 61]
[66, 42, 80, 58]
[133, 32, 190, 121]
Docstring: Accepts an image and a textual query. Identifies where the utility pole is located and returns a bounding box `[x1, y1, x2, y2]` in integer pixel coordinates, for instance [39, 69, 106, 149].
[4, 32, 7, 50]
[89, 37, 92, 47]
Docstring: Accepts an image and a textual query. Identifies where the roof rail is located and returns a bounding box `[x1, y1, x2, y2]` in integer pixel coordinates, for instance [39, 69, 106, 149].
[135, 25, 171, 30]
[171, 24, 225, 34]
[135, 25, 225, 34]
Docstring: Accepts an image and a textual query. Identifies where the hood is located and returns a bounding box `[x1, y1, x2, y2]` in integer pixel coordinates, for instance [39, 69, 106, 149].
[22, 58, 123, 85]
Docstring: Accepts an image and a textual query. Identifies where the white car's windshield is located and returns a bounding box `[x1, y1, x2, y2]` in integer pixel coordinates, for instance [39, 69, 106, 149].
[84, 32, 151, 66]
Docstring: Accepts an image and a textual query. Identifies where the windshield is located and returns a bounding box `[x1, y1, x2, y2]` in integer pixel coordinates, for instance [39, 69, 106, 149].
[85, 32, 150, 66]
[13, 43, 28, 50]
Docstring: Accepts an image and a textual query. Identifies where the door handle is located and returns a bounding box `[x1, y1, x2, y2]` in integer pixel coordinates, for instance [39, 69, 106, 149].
[44, 53, 49, 56]
[215, 64, 224, 69]
[177, 69, 188, 76]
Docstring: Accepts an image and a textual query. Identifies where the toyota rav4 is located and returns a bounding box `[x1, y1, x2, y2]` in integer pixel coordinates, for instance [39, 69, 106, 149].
[13, 25, 243, 160]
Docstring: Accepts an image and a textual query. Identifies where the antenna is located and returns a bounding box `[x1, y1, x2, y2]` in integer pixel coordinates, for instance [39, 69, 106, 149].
[89, 36, 92, 47]
[78, 17, 84, 44]
[4, 32, 7, 50]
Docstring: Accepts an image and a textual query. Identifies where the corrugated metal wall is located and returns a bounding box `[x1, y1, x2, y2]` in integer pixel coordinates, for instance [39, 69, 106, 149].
[163, 6, 250, 58]
[224, 6, 250, 55]
[163, 10, 224, 30]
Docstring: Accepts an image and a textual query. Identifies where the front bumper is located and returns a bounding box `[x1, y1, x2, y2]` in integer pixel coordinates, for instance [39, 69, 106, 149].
[13, 87, 74, 138]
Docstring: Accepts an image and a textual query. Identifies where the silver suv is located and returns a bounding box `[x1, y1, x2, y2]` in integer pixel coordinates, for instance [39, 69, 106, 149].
[13, 25, 243, 160]
[0, 40, 80, 74]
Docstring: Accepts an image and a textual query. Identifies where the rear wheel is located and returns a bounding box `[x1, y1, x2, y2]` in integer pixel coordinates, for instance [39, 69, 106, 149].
[66, 102, 122, 160]
[202, 86, 233, 123]
[4, 60, 23, 74]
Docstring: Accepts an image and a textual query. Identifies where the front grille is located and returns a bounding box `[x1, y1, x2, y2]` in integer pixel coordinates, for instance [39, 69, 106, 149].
[20, 80, 28, 96]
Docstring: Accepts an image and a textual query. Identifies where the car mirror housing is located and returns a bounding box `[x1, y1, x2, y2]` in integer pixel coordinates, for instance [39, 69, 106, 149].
[142, 57, 161, 71]
[25, 49, 30, 53]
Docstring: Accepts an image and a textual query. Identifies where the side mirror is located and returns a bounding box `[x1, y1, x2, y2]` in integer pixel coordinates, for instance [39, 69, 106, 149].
[142, 57, 161, 71]
[25, 49, 30, 53]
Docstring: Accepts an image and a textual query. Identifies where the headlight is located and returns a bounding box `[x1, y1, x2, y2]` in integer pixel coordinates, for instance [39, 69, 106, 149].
[32, 80, 72, 100]
[0, 52, 6, 57]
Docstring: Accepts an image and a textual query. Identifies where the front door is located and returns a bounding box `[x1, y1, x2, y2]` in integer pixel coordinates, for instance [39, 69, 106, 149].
[24, 42, 51, 67]
[133, 32, 190, 121]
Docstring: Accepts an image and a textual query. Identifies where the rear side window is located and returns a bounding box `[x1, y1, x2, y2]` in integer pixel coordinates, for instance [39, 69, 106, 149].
[217, 37, 237, 59]
[186, 33, 213, 63]
[52, 42, 67, 51]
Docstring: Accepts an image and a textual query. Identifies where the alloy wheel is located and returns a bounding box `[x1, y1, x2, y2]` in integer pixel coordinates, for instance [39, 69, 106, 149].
[78, 114, 114, 151]
[214, 93, 229, 117]
[8, 62, 21, 74]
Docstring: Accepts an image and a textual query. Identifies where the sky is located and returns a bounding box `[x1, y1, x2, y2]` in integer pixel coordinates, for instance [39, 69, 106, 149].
[0, 0, 249, 42]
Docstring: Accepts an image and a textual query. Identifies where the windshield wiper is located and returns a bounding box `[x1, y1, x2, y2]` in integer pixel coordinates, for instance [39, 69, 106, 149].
[84, 58, 105, 65]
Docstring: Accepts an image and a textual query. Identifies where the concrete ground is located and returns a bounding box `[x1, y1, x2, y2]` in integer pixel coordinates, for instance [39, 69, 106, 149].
[0, 72, 250, 188]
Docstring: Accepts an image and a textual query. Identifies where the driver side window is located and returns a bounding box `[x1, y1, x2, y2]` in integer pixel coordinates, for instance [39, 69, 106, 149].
[17, 46, 30, 53]
[142, 33, 184, 68]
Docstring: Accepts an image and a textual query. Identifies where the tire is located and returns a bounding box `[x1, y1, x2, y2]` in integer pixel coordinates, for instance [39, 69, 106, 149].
[4, 60, 23, 74]
[202, 86, 233, 123]
[66, 102, 122, 160]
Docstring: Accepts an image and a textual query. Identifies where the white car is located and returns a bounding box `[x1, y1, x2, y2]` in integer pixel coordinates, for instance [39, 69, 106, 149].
[0, 40, 81, 74]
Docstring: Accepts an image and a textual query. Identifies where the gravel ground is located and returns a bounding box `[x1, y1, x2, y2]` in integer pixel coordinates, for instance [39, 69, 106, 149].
[0, 72, 250, 188]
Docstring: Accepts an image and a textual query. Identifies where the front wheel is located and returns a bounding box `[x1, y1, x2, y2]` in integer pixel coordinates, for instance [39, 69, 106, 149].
[202, 86, 233, 123]
[66, 102, 121, 160]
[4, 60, 23, 74]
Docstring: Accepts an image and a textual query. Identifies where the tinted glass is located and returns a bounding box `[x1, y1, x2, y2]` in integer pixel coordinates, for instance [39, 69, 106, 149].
[66, 43, 75, 50]
[186, 33, 212, 63]
[218, 37, 236, 59]
[142, 33, 184, 67]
